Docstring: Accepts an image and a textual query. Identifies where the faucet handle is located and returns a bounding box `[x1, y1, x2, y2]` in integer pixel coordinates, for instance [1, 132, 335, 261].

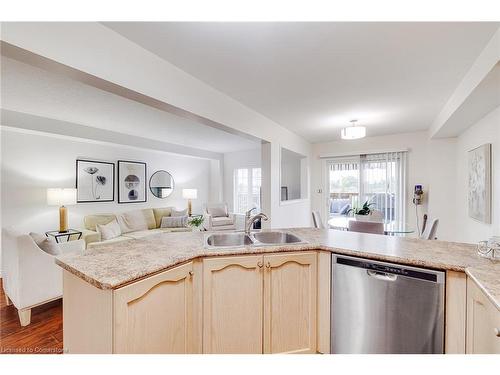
[245, 207, 257, 216]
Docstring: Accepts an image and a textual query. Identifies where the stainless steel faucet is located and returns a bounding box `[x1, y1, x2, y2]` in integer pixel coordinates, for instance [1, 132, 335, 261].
[245, 209, 269, 235]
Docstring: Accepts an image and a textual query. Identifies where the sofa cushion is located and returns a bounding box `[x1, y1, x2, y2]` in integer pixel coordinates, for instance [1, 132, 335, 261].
[171, 208, 188, 217]
[211, 216, 234, 227]
[153, 207, 172, 228]
[161, 215, 188, 228]
[29, 232, 60, 255]
[117, 209, 156, 233]
[83, 214, 117, 231]
[96, 219, 122, 241]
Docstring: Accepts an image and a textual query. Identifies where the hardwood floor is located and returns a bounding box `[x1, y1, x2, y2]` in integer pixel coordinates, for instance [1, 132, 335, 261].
[0, 279, 63, 354]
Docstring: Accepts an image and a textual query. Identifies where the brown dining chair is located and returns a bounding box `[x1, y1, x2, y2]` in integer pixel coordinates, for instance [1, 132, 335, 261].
[348, 220, 384, 235]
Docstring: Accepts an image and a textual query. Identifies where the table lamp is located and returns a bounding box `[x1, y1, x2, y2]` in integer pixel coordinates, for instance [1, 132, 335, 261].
[47, 188, 77, 232]
[182, 189, 198, 216]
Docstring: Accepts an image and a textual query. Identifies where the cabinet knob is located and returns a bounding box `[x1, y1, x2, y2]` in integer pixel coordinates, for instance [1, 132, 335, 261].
[495, 328, 500, 337]
[257, 261, 263, 268]
[188, 271, 194, 277]
[266, 262, 271, 269]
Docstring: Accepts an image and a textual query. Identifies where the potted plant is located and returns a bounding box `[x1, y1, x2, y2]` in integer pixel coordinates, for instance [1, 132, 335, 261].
[188, 216, 204, 232]
[346, 200, 375, 222]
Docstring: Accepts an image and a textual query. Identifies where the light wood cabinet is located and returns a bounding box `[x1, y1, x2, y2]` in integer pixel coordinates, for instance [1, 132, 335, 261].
[263, 252, 317, 353]
[64, 250, 325, 354]
[202, 252, 318, 354]
[466, 277, 500, 354]
[203, 255, 264, 353]
[114, 262, 197, 354]
[445, 271, 467, 354]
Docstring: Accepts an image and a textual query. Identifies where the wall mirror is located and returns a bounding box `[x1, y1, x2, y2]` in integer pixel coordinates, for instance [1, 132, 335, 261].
[149, 170, 175, 198]
[280, 147, 308, 202]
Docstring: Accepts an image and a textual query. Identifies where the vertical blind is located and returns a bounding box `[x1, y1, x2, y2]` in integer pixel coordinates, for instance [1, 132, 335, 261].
[328, 151, 407, 228]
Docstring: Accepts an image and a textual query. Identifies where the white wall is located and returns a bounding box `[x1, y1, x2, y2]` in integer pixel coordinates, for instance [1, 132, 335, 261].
[311, 131, 458, 241]
[223, 148, 261, 212]
[263, 142, 311, 229]
[0, 128, 215, 271]
[454, 106, 500, 243]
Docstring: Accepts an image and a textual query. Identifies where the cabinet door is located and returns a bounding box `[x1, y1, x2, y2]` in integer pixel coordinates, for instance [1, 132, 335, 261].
[263, 252, 317, 354]
[114, 262, 195, 354]
[466, 278, 500, 354]
[203, 255, 264, 353]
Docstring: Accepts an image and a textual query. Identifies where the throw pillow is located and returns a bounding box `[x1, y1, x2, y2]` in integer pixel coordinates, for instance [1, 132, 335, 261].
[29, 232, 60, 256]
[160, 215, 188, 228]
[171, 208, 188, 217]
[96, 219, 122, 241]
[207, 205, 227, 217]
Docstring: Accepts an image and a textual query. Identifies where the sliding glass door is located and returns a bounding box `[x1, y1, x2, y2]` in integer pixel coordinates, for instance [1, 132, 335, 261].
[327, 158, 360, 217]
[326, 152, 407, 228]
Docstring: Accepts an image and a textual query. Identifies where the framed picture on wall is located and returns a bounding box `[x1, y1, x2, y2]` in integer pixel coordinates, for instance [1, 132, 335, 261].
[118, 160, 147, 203]
[76, 159, 115, 203]
[468, 143, 491, 223]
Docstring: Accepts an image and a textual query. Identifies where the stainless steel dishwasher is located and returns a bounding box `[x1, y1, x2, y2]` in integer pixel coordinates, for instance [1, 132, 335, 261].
[331, 254, 445, 354]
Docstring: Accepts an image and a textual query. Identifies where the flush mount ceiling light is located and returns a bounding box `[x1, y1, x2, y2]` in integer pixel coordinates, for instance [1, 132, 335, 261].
[341, 119, 366, 140]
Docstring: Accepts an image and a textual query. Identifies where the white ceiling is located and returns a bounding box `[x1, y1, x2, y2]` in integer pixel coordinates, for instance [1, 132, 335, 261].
[0, 57, 261, 154]
[104, 22, 499, 142]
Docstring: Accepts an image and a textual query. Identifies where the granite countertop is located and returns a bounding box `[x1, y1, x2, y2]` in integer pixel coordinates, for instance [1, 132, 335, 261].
[466, 264, 500, 310]
[55, 228, 500, 309]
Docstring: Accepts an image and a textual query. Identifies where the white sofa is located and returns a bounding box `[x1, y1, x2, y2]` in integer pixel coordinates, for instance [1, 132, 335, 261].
[2, 228, 85, 326]
[203, 203, 236, 231]
[81, 207, 191, 248]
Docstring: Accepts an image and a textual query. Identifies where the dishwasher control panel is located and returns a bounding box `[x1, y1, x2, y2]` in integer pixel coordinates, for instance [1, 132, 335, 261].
[335, 256, 439, 282]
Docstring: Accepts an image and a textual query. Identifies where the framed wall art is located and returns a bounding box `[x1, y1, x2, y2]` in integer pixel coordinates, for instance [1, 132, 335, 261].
[76, 159, 115, 203]
[118, 160, 147, 203]
[468, 143, 491, 223]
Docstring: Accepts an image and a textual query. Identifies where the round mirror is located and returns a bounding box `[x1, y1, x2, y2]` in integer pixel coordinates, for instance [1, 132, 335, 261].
[149, 170, 175, 198]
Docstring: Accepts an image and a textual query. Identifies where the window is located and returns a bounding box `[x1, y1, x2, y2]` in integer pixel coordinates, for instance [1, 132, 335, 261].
[234, 167, 262, 214]
[327, 152, 407, 227]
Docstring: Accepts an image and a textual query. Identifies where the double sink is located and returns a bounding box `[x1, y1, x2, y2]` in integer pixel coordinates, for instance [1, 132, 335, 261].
[204, 231, 306, 249]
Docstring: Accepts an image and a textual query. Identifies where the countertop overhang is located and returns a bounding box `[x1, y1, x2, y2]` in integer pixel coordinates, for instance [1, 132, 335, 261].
[55, 228, 500, 310]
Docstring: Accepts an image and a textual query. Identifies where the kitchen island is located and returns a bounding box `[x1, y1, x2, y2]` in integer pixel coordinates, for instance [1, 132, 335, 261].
[56, 228, 500, 354]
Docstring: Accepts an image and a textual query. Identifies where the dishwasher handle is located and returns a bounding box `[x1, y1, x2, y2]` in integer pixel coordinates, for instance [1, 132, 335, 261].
[367, 269, 398, 282]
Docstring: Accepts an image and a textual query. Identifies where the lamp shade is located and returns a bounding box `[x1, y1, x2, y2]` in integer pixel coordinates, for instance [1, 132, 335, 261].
[182, 189, 198, 200]
[47, 188, 77, 206]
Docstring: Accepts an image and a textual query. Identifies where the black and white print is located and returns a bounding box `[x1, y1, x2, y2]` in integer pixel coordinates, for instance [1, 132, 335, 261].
[76, 159, 115, 202]
[118, 160, 147, 203]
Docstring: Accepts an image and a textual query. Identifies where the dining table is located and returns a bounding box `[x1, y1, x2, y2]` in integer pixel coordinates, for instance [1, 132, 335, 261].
[327, 216, 415, 236]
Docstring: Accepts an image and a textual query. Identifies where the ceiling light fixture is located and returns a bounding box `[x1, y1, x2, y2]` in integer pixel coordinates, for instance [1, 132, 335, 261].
[341, 119, 366, 140]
